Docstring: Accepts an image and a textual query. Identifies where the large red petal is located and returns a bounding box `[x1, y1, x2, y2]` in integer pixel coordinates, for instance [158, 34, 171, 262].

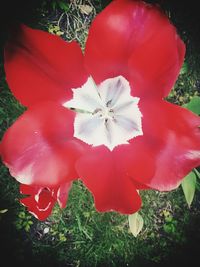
[4, 24, 88, 107]
[125, 100, 200, 191]
[113, 140, 155, 189]
[76, 147, 141, 214]
[85, 0, 185, 98]
[1, 102, 85, 186]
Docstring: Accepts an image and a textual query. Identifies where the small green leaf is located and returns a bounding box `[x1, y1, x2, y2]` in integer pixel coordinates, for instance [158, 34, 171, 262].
[194, 168, 200, 179]
[25, 224, 30, 232]
[163, 223, 176, 234]
[0, 209, 8, 214]
[181, 171, 196, 207]
[52, 2, 56, 11]
[180, 62, 188, 75]
[165, 215, 173, 223]
[128, 212, 144, 237]
[58, 1, 69, 12]
[183, 96, 200, 115]
[18, 212, 26, 219]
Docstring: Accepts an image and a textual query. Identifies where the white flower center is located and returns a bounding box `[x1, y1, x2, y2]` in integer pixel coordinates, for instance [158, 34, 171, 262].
[64, 76, 143, 151]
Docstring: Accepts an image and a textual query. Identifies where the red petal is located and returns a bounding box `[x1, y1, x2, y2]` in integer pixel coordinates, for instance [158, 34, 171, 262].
[37, 188, 55, 209]
[4, 24, 88, 107]
[131, 180, 150, 190]
[20, 183, 40, 195]
[19, 183, 71, 220]
[127, 100, 200, 191]
[1, 102, 85, 186]
[113, 141, 155, 189]
[56, 181, 72, 209]
[20, 184, 56, 220]
[76, 147, 141, 214]
[20, 184, 55, 209]
[85, 0, 185, 97]
[20, 196, 55, 221]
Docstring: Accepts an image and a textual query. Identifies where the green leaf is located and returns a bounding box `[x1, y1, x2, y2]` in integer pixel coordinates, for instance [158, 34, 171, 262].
[58, 1, 69, 12]
[180, 62, 188, 75]
[25, 224, 30, 232]
[183, 96, 200, 115]
[163, 223, 176, 234]
[0, 209, 8, 214]
[128, 212, 144, 237]
[194, 168, 200, 179]
[165, 215, 173, 223]
[52, 1, 56, 11]
[181, 171, 197, 207]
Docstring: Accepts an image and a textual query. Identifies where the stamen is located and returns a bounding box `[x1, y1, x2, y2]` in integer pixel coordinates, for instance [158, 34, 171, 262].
[106, 100, 112, 107]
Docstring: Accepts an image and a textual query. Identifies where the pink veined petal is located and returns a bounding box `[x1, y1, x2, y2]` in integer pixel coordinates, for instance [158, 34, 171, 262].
[76, 147, 142, 214]
[85, 0, 185, 98]
[0, 102, 86, 187]
[125, 99, 200, 191]
[4, 24, 88, 107]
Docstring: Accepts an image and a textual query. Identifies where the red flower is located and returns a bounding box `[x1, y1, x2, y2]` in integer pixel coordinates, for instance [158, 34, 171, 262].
[1, 0, 200, 218]
[20, 182, 72, 220]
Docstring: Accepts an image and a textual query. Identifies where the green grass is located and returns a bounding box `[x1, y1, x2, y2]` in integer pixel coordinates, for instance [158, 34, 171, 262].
[0, 1, 200, 267]
[30, 185, 191, 266]
[1, 175, 198, 266]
